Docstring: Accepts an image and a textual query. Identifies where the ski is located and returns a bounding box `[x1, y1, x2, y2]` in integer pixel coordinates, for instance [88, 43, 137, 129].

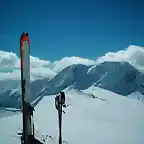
[20, 32, 32, 144]
[20, 33, 44, 144]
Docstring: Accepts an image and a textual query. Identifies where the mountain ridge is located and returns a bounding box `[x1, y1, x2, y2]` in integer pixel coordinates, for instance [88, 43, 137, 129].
[0, 61, 144, 109]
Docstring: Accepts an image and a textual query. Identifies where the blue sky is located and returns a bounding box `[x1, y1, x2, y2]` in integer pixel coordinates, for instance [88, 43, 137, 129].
[0, 0, 144, 61]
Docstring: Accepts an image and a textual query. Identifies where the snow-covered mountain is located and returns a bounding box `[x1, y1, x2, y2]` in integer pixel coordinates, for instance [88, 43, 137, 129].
[0, 88, 144, 144]
[0, 61, 144, 109]
[0, 80, 20, 90]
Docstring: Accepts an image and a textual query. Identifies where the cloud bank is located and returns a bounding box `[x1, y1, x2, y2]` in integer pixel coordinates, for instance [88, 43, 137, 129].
[0, 45, 143, 81]
[96, 45, 144, 66]
[0, 50, 96, 81]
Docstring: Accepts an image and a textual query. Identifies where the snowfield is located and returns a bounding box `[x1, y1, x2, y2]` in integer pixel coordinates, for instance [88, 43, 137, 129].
[0, 87, 144, 144]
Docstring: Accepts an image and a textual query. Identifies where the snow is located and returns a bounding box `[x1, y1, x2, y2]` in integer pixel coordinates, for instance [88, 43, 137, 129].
[9, 89, 18, 96]
[128, 91, 144, 101]
[0, 87, 144, 144]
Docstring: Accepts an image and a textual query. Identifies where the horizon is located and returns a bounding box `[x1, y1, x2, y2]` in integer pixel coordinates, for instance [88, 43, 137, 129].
[0, 45, 144, 81]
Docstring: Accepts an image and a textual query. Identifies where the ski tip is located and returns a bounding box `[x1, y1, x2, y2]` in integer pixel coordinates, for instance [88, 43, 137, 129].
[20, 32, 30, 48]
[20, 32, 29, 41]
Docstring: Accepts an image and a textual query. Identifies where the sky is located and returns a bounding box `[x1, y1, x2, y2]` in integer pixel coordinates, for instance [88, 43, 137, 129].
[0, 0, 144, 61]
[0, 0, 144, 82]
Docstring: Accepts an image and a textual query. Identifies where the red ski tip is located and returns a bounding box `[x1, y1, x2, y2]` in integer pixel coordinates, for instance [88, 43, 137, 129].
[20, 32, 30, 50]
[20, 32, 30, 68]
[20, 32, 29, 42]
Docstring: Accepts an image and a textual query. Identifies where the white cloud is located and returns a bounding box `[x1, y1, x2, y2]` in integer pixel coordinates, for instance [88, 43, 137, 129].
[0, 45, 144, 81]
[30, 56, 51, 68]
[30, 67, 56, 81]
[0, 51, 95, 81]
[0, 70, 20, 80]
[96, 45, 144, 66]
[52, 56, 96, 73]
[0, 50, 18, 67]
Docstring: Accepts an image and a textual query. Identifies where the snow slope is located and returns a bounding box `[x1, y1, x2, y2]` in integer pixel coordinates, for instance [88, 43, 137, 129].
[0, 87, 144, 144]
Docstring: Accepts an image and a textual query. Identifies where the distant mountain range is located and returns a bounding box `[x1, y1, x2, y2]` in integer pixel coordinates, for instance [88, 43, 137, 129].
[0, 61, 144, 109]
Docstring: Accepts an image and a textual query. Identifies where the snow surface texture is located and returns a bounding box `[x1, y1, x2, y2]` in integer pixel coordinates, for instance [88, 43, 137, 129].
[0, 60, 144, 109]
[0, 87, 144, 144]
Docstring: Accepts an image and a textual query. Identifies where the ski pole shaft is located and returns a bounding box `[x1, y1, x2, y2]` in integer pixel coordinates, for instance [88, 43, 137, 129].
[58, 105, 62, 144]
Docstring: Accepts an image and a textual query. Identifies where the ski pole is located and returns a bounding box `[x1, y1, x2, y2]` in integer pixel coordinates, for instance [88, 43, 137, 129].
[55, 92, 66, 144]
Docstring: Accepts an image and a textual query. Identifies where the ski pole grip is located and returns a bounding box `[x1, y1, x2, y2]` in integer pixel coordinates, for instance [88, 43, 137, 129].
[60, 92, 65, 105]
